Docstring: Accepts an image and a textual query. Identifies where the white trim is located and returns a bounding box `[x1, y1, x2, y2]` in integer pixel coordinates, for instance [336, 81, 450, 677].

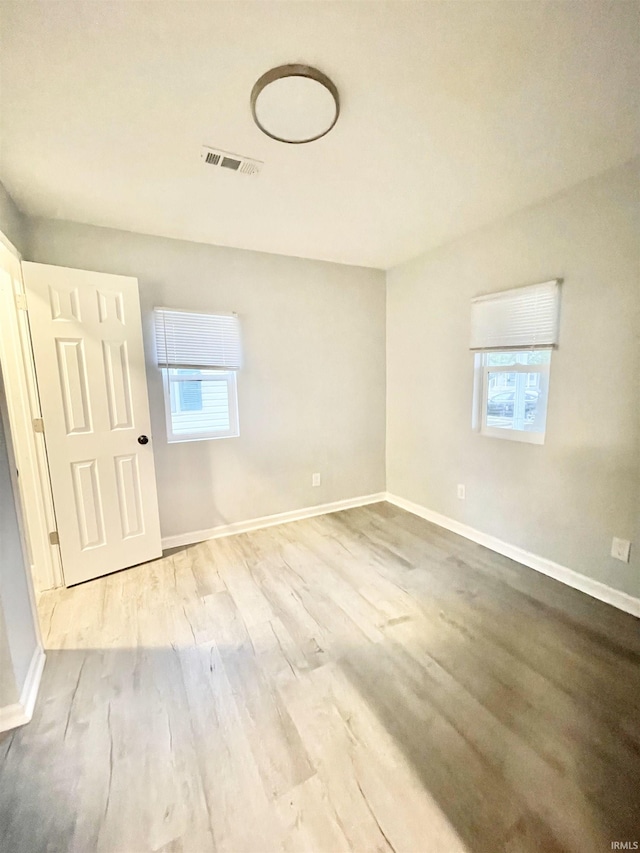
[0, 228, 22, 259]
[0, 644, 46, 733]
[0, 243, 64, 592]
[155, 306, 237, 318]
[479, 425, 545, 445]
[161, 493, 387, 549]
[161, 490, 639, 619]
[385, 493, 640, 619]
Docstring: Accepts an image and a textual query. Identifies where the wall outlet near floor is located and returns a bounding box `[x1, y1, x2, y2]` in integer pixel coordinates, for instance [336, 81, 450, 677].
[457, 484, 465, 500]
[312, 473, 321, 487]
[611, 537, 631, 563]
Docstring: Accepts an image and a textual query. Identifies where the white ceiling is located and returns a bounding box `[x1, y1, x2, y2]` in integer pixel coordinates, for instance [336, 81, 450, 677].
[0, 1, 638, 269]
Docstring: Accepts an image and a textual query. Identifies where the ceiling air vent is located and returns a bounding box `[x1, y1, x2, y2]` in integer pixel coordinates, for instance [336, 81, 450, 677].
[201, 146, 263, 176]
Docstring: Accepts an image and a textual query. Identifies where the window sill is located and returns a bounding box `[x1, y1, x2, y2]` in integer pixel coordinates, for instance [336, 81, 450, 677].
[167, 432, 240, 444]
[479, 426, 545, 445]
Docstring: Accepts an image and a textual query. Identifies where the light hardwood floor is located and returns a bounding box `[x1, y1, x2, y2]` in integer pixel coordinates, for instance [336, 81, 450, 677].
[1, 502, 639, 853]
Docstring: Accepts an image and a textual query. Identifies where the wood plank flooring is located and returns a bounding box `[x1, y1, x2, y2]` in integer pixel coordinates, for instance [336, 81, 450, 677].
[1, 502, 639, 852]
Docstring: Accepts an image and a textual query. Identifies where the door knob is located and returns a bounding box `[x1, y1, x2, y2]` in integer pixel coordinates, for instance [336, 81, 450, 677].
[137, 434, 149, 445]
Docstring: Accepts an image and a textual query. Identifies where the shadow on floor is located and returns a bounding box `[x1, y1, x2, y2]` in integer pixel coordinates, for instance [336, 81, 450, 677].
[1, 629, 638, 853]
[338, 624, 640, 853]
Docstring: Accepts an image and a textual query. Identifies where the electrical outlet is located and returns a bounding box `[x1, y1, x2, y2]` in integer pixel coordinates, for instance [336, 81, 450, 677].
[312, 473, 321, 487]
[457, 484, 465, 500]
[611, 537, 631, 563]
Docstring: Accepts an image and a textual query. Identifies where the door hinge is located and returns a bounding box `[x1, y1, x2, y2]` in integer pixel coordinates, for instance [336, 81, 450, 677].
[49, 531, 60, 546]
[15, 293, 28, 311]
[33, 417, 45, 433]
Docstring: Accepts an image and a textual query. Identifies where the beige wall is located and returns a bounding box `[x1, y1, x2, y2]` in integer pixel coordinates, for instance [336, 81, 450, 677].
[26, 220, 387, 540]
[0, 180, 26, 255]
[387, 160, 640, 598]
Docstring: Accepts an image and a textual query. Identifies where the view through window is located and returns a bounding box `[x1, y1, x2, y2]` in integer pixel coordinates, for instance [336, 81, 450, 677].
[164, 368, 238, 442]
[479, 350, 551, 442]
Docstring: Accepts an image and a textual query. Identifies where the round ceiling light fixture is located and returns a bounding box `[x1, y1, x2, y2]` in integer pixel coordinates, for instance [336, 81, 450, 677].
[251, 64, 339, 144]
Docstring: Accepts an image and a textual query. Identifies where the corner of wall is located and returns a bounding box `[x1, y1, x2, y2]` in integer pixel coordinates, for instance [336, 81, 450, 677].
[0, 181, 28, 258]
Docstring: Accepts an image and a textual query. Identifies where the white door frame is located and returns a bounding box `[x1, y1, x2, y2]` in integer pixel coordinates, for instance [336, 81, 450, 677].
[0, 235, 64, 592]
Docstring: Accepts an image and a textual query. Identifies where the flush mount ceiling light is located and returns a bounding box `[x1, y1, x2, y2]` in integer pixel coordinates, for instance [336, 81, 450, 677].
[251, 64, 339, 144]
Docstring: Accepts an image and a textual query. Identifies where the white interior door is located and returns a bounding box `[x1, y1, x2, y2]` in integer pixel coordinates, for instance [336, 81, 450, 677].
[22, 262, 162, 586]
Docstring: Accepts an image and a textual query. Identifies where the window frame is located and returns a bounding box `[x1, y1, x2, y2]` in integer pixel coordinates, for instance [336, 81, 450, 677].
[473, 351, 551, 445]
[161, 368, 239, 443]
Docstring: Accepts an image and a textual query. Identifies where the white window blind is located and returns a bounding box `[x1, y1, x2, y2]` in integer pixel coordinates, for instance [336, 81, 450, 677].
[154, 308, 242, 370]
[470, 280, 561, 351]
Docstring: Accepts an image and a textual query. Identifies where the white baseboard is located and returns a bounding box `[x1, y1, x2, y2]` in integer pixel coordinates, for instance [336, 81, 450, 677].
[385, 493, 640, 618]
[0, 644, 46, 733]
[160, 489, 638, 619]
[161, 492, 387, 550]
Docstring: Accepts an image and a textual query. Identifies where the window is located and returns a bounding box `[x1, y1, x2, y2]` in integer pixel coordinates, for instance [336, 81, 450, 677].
[470, 280, 560, 444]
[162, 368, 238, 442]
[154, 308, 241, 442]
[476, 350, 550, 443]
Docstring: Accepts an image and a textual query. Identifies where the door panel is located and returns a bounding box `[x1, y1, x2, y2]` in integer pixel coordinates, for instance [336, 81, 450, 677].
[114, 454, 144, 539]
[97, 289, 124, 324]
[102, 340, 133, 429]
[22, 262, 162, 585]
[56, 338, 92, 433]
[71, 459, 106, 550]
[49, 283, 81, 321]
